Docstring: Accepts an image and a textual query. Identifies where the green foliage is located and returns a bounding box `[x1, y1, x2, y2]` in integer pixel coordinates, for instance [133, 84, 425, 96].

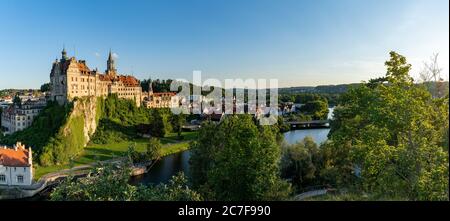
[0, 108, 2, 131]
[0, 101, 71, 155]
[39, 114, 86, 166]
[146, 137, 162, 160]
[13, 95, 21, 107]
[299, 100, 329, 120]
[280, 93, 330, 121]
[190, 115, 292, 201]
[50, 164, 201, 201]
[281, 137, 324, 191]
[91, 94, 173, 144]
[127, 138, 162, 164]
[171, 113, 186, 139]
[276, 116, 291, 133]
[40, 83, 51, 92]
[328, 51, 449, 200]
[135, 172, 202, 201]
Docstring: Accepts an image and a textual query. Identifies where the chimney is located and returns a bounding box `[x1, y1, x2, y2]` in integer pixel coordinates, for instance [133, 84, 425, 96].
[28, 147, 32, 165]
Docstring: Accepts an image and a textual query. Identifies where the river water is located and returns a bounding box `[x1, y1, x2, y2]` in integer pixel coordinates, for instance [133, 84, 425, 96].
[17, 108, 334, 200]
[132, 108, 335, 185]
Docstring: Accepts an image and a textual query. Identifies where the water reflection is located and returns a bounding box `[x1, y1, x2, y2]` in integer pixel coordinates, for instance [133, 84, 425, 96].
[283, 128, 330, 145]
[129, 150, 191, 185]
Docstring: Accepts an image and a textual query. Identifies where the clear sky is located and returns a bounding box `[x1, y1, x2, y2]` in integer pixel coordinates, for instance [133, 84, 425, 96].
[0, 0, 448, 89]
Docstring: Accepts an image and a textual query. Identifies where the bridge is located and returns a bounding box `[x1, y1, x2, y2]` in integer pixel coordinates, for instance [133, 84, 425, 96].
[287, 120, 330, 129]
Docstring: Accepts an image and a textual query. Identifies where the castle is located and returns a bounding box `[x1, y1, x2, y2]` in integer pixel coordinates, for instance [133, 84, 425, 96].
[50, 48, 179, 108]
[50, 48, 143, 107]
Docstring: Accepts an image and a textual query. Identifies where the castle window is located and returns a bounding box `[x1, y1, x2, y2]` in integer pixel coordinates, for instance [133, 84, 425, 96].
[0, 175, 5, 183]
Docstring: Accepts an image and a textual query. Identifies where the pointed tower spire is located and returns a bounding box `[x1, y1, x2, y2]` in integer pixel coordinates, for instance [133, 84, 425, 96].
[148, 79, 153, 99]
[106, 49, 116, 75]
[61, 45, 68, 61]
[149, 79, 153, 93]
[108, 48, 113, 60]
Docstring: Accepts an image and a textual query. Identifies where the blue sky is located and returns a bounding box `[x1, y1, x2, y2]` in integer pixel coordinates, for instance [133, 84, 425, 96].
[0, 0, 448, 89]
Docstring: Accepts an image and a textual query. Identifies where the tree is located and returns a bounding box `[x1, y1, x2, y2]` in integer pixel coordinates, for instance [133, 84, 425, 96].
[299, 100, 329, 120]
[150, 109, 167, 137]
[190, 115, 292, 200]
[13, 94, 21, 108]
[328, 51, 449, 200]
[40, 83, 51, 93]
[50, 164, 201, 201]
[127, 138, 162, 164]
[145, 137, 162, 161]
[171, 113, 186, 139]
[281, 136, 323, 190]
[419, 53, 448, 98]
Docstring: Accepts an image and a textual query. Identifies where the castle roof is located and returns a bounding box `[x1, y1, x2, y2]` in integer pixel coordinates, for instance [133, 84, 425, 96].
[117, 75, 140, 87]
[51, 51, 141, 88]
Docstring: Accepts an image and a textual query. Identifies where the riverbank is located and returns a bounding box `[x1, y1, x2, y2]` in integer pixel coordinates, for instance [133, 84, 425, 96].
[0, 157, 155, 200]
[33, 131, 197, 180]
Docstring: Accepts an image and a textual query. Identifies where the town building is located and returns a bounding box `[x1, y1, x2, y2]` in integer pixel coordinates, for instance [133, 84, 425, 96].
[50, 48, 143, 107]
[1, 98, 46, 135]
[0, 142, 33, 186]
[0, 96, 12, 109]
[142, 82, 180, 108]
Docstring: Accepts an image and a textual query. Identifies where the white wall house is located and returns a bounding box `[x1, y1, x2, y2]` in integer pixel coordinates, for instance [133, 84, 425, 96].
[1, 98, 46, 135]
[0, 142, 33, 186]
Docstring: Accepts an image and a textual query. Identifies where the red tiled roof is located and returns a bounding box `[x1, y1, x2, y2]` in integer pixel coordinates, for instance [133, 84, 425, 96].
[153, 92, 177, 96]
[98, 74, 115, 81]
[118, 75, 140, 87]
[0, 147, 30, 167]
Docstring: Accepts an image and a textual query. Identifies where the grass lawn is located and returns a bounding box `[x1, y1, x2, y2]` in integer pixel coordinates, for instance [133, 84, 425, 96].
[34, 131, 198, 180]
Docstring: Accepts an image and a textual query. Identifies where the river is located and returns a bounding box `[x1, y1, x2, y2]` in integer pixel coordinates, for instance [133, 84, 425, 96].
[22, 108, 334, 199]
[132, 108, 335, 185]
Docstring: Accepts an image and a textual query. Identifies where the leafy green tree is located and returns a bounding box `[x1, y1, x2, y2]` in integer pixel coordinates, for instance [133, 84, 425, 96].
[328, 51, 449, 200]
[276, 116, 291, 133]
[299, 100, 329, 120]
[127, 138, 162, 164]
[136, 172, 202, 201]
[13, 94, 21, 108]
[145, 137, 162, 161]
[171, 113, 186, 139]
[40, 83, 51, 93]
[190, 115, 292, 200]
[281, 136, 323, 190]
[50, 164, 201, 201]
[150, 109, 167, 137]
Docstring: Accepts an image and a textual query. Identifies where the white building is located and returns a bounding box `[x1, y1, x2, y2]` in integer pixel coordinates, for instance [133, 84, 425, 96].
[0, 142, 33, 186]
[1, 98, 46, 135]
[0, 97, 13, 110]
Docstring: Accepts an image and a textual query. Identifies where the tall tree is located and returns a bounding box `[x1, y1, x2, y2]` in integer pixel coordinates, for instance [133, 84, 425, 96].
[327, 51, 449, 200]
[190, 115, 292, 200]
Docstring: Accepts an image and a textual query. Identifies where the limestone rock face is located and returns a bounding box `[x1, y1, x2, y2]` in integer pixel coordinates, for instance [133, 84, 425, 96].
[70, 96, 99, 147]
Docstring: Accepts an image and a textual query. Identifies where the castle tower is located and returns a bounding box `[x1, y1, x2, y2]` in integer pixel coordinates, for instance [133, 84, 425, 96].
[148, 80, 153, 95]
[61, 46, 68, 61]
[106, 50, 117, 76]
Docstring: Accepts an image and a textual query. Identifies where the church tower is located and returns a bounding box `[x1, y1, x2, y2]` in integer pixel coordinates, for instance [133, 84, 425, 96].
[106, 50, 117, 75]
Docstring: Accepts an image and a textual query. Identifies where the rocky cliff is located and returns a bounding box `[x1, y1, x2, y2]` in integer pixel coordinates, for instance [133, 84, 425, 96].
[39, 96, 102, 166]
